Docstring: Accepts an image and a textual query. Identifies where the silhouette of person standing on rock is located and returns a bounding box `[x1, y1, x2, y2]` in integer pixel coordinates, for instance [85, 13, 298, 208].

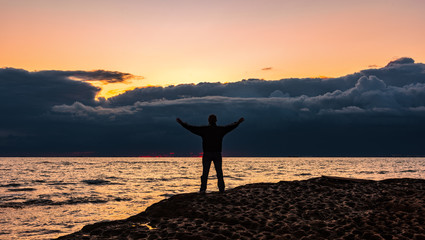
[177, 115, 244, 193]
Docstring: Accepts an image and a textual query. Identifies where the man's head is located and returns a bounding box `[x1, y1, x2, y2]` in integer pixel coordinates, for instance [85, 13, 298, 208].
[208, 114, 217, 125]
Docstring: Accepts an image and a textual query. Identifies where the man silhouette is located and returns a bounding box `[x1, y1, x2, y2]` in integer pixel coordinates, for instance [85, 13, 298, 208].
[176, 115, 244, 193]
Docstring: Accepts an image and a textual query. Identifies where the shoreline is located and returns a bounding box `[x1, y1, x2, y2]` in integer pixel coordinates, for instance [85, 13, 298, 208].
[57, 176, 425, 239]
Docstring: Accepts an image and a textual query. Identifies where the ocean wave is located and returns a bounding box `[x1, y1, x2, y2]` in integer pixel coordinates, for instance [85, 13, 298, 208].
[109, 161, 134, 164]
[159, 193, 174, 198]
[144, 176, 193, 183]
[81, 179, 121, 185]
[0, 183, 22, 188]
[48, 181, 76, 186]
[138, 161, 173, 164]
[400, 170, 418, 173]
[226, 175, 244, 181]
[7, 188, 36, 192]
[0, 230, 11, 235]
[32, 180, 46, 183]
[105, 176, 120, 179]
[0, 195, 27, 201]
[0, 196, 132, 208]
[36, 161, 52, 164]
[294, 173, 312, 176]
[18, 228, 63, 235]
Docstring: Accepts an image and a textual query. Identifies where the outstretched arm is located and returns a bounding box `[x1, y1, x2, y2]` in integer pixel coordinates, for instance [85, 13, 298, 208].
[176, 118, 203, 136]
[223, 117, 244, 134]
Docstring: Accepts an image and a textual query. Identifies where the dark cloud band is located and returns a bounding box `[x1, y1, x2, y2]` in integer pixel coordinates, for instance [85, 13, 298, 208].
[1, 58, 425, 156]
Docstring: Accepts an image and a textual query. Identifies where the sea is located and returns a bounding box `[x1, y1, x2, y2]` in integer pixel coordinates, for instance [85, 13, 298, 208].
[0, 157, 424, 240]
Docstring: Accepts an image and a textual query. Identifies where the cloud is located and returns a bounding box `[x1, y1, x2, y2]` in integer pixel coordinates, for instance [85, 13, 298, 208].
[0, 68, 99, 116]
[52, 102, 140, 119]
[1, 58, 425, 156]
[106, 58, 425, 106]
[261, 67, 273, 71]
[368, 64, 379, 68]
[45, 69, 143, 83]
[386, 57, 414, 67]
[117, 75, 424, 119]
[105, 76, 360, 106]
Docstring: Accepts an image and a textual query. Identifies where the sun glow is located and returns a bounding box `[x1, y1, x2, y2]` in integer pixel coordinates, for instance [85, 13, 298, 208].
[88, 81, 139, 99]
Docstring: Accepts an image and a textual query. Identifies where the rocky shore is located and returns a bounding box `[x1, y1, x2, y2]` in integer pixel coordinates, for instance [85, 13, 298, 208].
[57, 176, 425, 240]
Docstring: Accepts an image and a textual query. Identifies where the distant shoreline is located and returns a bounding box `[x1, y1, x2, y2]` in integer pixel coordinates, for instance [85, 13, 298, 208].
[57, 176, 425, 239]
[2, 156, 425, 158]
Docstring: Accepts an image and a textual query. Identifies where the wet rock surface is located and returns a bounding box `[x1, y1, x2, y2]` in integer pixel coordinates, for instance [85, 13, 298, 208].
[57, 176, 425, 240]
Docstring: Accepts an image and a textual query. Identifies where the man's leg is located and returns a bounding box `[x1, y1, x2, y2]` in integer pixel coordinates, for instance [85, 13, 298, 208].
[212, 153, 225, 192]
[200, 154, 212, 192]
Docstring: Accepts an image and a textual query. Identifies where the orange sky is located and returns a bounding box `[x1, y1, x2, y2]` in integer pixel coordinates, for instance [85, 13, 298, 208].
[1, 0, 425, 98]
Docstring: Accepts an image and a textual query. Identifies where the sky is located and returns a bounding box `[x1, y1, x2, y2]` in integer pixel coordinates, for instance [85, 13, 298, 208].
[1, 0, 425, 156]
[2, 0, 425, 97]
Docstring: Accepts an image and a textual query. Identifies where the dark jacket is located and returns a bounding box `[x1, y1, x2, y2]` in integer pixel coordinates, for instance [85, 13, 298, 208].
[179, 121, 241, 152]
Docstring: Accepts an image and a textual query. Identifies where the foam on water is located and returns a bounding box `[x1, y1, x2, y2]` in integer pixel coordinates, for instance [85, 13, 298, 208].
[0, 157, 424, 239]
